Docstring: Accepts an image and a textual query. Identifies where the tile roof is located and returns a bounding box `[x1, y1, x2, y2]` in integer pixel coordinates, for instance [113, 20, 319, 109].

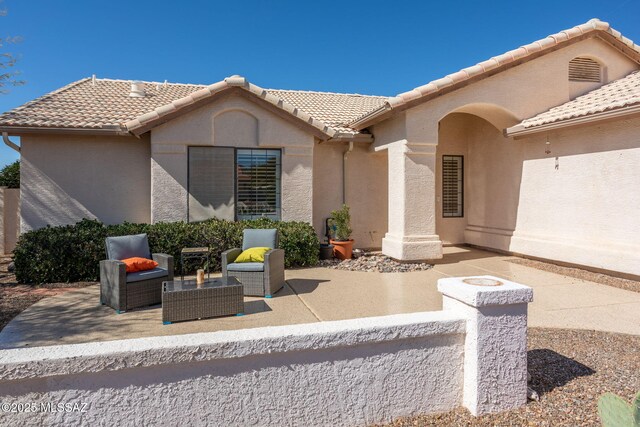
[510, 71, 640, 131]
[349, 18, 640, 129]
[3, 18, 636, 137]
[122, 76, 387, 138]
[0, 78, 202, 131]
[266, 89, 387, 133]
[0, 76, 387, 138]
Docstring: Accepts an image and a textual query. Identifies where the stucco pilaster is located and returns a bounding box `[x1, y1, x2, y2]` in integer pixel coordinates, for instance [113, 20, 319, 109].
[382, 140, 443, 260]
[438, 276, 533, 416]
[151, 145, 188, 223]
[281, 146, 313, 223]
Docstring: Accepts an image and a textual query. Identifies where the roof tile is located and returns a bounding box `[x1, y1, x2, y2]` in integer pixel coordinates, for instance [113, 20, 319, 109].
[447, 70, 469, 83]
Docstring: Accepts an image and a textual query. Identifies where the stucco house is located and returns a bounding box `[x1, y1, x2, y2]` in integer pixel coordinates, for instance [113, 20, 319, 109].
[1, 18, 639, 276]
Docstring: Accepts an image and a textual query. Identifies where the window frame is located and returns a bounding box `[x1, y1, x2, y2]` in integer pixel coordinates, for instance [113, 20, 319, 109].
[442, 154, 464, 218]
[234, 148, 282, 221]
[186, 146, 282, 222]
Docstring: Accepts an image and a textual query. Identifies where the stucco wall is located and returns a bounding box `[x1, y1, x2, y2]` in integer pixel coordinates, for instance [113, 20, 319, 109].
[0, 187, 19, 254]
[371, 36, 640, 270]
[445, 113, 640, 276]
[347, 145, 388, 248]
[312, 142, 388, 248]
[150, 95, 314, 224]
[463, 115, 524, 250]
[0, 312, 466, 426]
[436, 114, 470, 244]
[401, 37, 638, 148]
[20, 134, 151, 232]
[0, 277, 533, 425]
[510, 116, 640, 275]
[312, 142, 343, 241]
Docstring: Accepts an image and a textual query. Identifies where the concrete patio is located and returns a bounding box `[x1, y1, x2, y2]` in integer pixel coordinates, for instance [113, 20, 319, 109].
[1, 246, 639, 349]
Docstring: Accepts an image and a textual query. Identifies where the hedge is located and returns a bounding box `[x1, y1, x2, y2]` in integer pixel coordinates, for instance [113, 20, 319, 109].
[14, 218, 319, 284]
[0, 160, 19, 188]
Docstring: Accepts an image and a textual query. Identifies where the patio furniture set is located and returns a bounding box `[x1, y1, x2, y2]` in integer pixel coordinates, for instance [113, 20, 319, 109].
[99, 229, 285, 324]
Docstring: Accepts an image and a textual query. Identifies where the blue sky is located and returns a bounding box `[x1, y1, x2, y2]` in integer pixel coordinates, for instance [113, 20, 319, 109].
[0, 0, 638, 166]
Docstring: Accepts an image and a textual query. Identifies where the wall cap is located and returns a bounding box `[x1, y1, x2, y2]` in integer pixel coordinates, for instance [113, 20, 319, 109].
[438, 275, 533, 308]
[0, 311, 465, 382]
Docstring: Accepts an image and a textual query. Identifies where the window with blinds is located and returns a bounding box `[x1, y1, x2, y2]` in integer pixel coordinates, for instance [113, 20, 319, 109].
[188, 147, 236, 222]
[569, 57, 602, 83]
[236, 149, 281, 220]
[442, 155, 463, 218]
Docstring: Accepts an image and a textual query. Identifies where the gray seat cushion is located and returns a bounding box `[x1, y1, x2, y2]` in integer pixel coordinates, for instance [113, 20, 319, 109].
[226, 262, 264, 272]
[242, 229, 278, 250]
[106, 234, 151, 260]
[126, 267, 169, 283]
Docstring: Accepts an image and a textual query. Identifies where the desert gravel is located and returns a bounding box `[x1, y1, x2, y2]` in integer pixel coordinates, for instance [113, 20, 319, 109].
[318, 254, 433, 273]
[508, 257, 640, 293]
[378, 328, 640, 427]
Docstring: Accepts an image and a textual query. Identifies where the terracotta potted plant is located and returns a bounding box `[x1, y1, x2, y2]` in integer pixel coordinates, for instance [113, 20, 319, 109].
[329, 204, 354, 260]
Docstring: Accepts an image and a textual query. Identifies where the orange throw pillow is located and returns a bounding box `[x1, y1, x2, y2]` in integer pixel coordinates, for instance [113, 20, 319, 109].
[121, 257, 158, 273]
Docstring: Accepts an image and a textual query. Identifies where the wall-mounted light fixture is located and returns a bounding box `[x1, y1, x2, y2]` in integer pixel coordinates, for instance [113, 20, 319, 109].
[545, 135, 551, 155]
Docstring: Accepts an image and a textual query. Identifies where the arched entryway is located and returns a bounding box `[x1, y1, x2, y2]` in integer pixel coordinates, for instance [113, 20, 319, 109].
[435, 105, 522, 249]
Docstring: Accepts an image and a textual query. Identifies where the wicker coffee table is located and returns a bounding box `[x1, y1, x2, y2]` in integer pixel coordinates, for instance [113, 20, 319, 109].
[162, 277, 244, 324]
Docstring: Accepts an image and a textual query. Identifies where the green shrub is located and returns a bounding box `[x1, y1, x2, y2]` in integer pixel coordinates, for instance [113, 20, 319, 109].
[14, 218, 319, 284]
[0, 160, 19, 188]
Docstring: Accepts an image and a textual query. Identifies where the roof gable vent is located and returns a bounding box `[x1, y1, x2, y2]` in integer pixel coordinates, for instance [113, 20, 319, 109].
[129, 80, 146, 98]
[569, 57, 601, 83]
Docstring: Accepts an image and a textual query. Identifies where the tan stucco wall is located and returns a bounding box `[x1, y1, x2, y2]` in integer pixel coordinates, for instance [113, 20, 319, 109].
[346, 145, 388, 248]
[371, 36, 640, 268]
[312, 142, 343, 242]
[374, 37, 638, 152]
[437, 114, 524, 246]
[435, 114, 470, 245]
[150, 95, 314, 224]
[465, 115, 524, 248]
[0, 187, 19, 253]
[509, 116, 640, 275]
[20, 134, 151, 232]
[438, 113, 640, 276]
[404, 37, 638, 145]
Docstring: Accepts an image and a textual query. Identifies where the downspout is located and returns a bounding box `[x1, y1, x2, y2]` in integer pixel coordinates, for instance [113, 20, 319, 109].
[2, 132, 20, 152]
[342, 141, 353, 205]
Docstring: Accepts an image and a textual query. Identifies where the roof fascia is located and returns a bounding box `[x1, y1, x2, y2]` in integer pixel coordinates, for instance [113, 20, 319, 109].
[0, 126, 129, 137]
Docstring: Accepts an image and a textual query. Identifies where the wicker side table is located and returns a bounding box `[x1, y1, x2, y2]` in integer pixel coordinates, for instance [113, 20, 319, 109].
[162, 277, 244, 324]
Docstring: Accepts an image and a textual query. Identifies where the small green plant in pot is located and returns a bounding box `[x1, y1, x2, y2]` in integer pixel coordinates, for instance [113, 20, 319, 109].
[329, 204, 354, 259]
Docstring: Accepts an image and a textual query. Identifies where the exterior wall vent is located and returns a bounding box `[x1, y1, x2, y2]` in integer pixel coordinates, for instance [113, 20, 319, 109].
[129, 80, 146, 98]
[569, 57, 601, 83]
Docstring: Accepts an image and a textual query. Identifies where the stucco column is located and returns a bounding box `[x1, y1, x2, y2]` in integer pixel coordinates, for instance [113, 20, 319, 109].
[382, 141, 443, 260]
[438, 275, 534, 416]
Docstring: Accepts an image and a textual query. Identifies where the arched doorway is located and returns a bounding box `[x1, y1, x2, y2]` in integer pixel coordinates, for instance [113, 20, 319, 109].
[435, 104, 522, 250]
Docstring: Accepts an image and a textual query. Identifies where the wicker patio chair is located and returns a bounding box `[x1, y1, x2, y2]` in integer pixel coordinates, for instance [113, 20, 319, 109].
[221, 228, 285, 297]
[100, 233, 174, 313]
